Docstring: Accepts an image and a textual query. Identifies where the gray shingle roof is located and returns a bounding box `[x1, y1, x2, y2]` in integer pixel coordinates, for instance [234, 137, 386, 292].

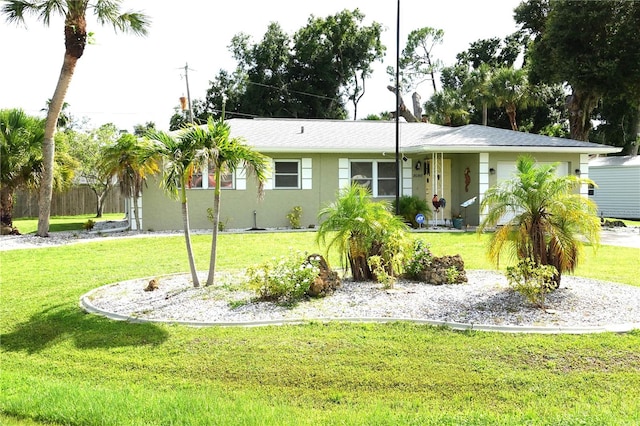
[224, 118, 620, 155]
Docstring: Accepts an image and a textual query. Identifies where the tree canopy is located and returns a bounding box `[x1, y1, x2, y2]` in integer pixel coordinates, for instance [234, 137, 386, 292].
[519, 0, 640, 150]
[170, 9, 384, 129]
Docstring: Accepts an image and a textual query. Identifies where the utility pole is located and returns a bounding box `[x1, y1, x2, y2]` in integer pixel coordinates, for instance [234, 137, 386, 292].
[182, 62, 194, 124]
[395, 0, 401, 215]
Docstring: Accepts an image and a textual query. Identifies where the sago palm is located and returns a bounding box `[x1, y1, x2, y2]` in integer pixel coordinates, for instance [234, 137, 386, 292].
[146, 129, 208, 288]
[180, 118, 270, 286]
[317, 183, 409, 281]
[477, 155, 600, 289]
[2, 0, 149, 236]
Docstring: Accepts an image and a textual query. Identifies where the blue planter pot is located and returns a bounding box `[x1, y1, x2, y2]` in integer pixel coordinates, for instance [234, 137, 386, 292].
[453, 218, 464, 230]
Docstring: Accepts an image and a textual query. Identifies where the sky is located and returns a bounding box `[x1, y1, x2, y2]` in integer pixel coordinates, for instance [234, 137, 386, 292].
[0, 0, 522, 131]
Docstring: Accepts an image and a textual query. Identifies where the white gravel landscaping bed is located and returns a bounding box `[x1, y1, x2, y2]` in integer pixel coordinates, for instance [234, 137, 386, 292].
[82, 270, 640, 331]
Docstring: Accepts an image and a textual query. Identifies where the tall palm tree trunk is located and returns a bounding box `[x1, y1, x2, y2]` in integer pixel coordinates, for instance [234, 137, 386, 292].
[37, 53, 79, 237]
[506, 103, 518, 131]
[206, 169, 223, 286]
[482, 102, 488, 126]
[181, 187, 200, 287]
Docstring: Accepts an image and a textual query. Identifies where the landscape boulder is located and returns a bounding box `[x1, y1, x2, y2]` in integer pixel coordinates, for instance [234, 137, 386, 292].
[421, 254, 467, 285]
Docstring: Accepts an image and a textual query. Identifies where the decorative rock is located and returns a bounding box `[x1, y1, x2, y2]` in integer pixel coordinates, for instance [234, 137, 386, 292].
[421, 254, 467, 285]
[306, 254, 341, 297]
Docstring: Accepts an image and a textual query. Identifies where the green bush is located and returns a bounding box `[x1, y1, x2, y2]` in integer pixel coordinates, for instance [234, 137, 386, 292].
[368, 255, 395, 288]
[505, 258, 557, 308]
[393, 195, 430, 228]
[286, 206, 302, 229]
[246, 250, 321, 303]
[403, 239, 433, 279]
[83, 219, 95, 231]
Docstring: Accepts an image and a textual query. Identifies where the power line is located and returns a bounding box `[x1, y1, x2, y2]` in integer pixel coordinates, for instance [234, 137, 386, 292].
[247, 81, 340, 102]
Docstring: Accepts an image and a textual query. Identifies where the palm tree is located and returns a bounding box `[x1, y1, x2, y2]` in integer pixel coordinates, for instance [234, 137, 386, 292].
[0, 109, 44, 234]
[2, 0, 149, 237]
[317, 183, 410, 281]
[462, 63, 494, 126]
[423, 88, 469, 126]
[477, 155, 600, 289]
[101, 133, 159, 231]
[146, 129, 208, 288]
[180, 118, 270, 287]
[489, 67, 534, 131]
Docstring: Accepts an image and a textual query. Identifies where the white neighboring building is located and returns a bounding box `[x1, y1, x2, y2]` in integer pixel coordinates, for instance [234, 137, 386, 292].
[589, 156, 640, 220]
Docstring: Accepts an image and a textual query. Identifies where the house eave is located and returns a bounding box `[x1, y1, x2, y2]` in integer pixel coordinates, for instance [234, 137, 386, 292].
[257, 145, 623, 155]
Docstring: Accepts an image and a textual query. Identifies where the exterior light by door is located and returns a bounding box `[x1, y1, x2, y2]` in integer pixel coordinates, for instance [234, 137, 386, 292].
[415, 160, 422, 170]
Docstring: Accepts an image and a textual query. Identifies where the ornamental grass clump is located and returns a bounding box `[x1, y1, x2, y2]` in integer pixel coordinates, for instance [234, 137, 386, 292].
[246, 250, 321, 303]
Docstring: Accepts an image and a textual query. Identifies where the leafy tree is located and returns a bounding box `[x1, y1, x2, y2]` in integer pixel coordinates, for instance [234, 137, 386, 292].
[0, 109, 44, 233]
[146, 128, 207, 287]
[133, 122, 156, 137]
[477, 155, 600, 289]
[68, 124, 120, 217]
[101, 133, 159, 231]
[523, 0, 640, 144]
[180, 117, 270, 286]
[190, 9, 384, 124]
[2, 0, 150, 237]
[388, 27, 444, 96]
[293, 9, 385, 120]
[590, 98, 640, 155]
[317, 184, 410, 281]
[455, 33, 525, 70]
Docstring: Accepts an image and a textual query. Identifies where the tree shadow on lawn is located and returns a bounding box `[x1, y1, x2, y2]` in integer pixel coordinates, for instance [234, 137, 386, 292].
[1, 304, 169, 354]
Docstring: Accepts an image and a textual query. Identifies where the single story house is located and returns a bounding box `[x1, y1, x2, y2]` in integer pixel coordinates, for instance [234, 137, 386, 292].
[131, 118, 620, 231]
[589, 155, 640, 220]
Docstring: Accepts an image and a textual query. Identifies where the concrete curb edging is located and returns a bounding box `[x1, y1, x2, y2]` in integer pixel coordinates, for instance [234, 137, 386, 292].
[79, 291, 640, 334]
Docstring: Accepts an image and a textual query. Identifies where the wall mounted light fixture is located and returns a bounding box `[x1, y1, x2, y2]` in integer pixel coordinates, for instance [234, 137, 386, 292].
[415, 160, 422, 170]
[489, 168, 496, 175]
[575, 169, 581, 176]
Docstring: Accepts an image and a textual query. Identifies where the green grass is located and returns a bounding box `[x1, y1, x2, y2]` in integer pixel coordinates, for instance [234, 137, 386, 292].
[13, 213, 125, 234]
[1, 229, 639, 425]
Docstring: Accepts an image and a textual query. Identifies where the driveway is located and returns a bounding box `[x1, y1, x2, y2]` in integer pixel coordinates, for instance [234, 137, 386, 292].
[599, 227, 640, 249]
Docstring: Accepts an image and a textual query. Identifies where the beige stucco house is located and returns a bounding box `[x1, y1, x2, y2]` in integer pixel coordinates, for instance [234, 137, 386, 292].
[130, 118, 620, 231]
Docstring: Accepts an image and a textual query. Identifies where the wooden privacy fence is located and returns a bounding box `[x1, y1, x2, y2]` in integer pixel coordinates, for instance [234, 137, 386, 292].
[13, 186, 124, 218]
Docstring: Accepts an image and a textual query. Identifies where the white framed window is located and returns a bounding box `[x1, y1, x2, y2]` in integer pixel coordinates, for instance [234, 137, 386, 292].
[350, 160, 397, 197]
[274, 160, 300, 189]
[189, 162, 234, 190]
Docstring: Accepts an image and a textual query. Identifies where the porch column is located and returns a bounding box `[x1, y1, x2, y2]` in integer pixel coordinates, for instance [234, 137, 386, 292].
[128, 195, 142, 230]
[579, 153, 589, 197]
[478, 153, 490, 224]
[402, 159, 412, 196]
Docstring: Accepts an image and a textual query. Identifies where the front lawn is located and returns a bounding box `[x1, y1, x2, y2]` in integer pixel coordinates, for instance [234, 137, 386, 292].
[1, 231, 639, 425]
